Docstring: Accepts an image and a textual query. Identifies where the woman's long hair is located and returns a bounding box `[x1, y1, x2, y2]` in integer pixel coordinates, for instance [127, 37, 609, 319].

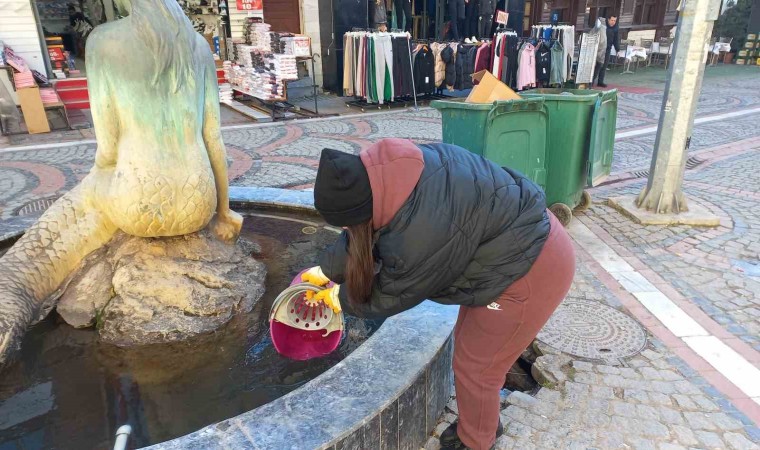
[129, 0, 198, 92]
[345, 220, 375, 304]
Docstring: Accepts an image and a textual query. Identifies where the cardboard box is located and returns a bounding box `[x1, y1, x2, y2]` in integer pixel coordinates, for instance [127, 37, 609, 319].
[17, 87, 50, 134]
[466, 70, 521, 103]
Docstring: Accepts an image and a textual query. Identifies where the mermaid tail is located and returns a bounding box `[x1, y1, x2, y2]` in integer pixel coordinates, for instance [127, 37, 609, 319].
[0, 177, 117, 366]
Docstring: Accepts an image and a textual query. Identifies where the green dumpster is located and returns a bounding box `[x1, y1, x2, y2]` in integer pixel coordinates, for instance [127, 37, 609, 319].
[431, 98, 548, 190]
[521, 88, 618, 225]
[588, 89, 618, 187]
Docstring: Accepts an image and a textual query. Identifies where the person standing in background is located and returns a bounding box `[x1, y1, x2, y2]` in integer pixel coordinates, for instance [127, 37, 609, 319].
[464, 0, 480, 40]
[448, 0, 466, 40]
[597, 14, 620, 88]
[479, 0, 495, 40]
[394, 0, 413, 32]
[371, 0, 388, 31]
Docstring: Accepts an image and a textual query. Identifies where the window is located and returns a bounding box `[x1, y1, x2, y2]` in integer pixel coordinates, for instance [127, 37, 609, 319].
[586, 0, 619, 28]
[545, 0, 571, 22]
[524, 0, 533, 33]
[633, 0, 658, 25]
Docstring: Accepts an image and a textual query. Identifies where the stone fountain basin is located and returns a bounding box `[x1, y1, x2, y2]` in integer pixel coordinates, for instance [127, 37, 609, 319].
[0, 187, 457, 450]
[143, 188, 457, 450]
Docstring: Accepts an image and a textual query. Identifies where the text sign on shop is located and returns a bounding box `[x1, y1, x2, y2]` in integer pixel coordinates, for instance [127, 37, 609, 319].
[236, 0, 263, 11]
[496, 10, 509, 25]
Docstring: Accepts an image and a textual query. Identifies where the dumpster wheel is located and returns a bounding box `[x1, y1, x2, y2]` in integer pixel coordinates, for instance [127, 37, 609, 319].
[550, 203, 573, 227]
[575, 191, 592, 212]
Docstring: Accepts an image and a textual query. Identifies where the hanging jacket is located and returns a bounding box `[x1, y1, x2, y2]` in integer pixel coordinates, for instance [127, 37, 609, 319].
[431, 42, 446, 88]
[320, 139, 551, 319]
[441, 44, 456, 89]
[473, 42, 491, 76]
[535, 41, 551, 83]
[549, 40, 564, 86]
[413, 45, 435, 95]
[462, 45, 478, 89]
[454, 44, 466, 90]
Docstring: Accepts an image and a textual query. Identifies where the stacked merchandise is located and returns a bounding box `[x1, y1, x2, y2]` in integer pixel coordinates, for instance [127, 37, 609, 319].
[219, 61, 232, 103]
[228, 39, 298, 101]
[244, 20, 272, 51]
[39, 88, 60, 104]
[269, 32, 295, 53]
[282, 36, 312, 57]
[219, 83, 233, 103]
[13, 72, 35, 89]
[224, 21, 310, 104]
[736, 33, 759, 65]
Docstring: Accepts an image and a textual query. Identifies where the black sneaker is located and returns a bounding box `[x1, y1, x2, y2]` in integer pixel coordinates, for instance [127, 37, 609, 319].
[597, 83, 608, 88]
[439, 420, 503, 449]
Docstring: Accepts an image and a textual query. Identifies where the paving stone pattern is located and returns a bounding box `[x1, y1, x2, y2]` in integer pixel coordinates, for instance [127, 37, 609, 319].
[584, 150, 760, 351]
[424, 261, 760, 450]
[2, 71, 760, 223]
[611, 113, 760, 174]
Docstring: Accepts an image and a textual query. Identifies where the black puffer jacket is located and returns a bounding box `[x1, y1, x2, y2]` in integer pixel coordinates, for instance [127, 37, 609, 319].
[462, 45, 478, 90]
[454, 44, 466, 90]
[441, 44, 456, 89]
[320, 143, 550, 319]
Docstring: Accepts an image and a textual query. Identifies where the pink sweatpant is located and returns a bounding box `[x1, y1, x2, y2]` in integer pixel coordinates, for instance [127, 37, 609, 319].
[453, 212, 576, 450]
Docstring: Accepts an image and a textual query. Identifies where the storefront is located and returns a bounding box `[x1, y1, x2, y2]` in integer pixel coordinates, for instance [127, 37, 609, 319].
[1, 0, 321, 81]
[29, 0, 234, 78]
[524, 0, 679, 36]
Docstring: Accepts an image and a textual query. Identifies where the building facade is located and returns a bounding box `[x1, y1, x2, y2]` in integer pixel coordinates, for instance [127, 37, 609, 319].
[522, 0, 679, 37]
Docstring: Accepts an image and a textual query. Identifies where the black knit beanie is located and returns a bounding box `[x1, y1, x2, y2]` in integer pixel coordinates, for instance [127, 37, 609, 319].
[314, 148, 373, 227]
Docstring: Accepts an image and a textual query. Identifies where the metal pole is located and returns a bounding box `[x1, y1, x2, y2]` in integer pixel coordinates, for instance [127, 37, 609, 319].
[636, 0, 723, 214]
[407, 35, 418, 110]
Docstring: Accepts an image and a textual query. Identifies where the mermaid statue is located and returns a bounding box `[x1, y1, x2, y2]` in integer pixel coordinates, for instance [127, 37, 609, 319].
[0, 0, 243, 366]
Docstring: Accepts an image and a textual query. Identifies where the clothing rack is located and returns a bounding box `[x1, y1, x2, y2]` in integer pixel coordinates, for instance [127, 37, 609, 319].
[343, 30, 418, 109]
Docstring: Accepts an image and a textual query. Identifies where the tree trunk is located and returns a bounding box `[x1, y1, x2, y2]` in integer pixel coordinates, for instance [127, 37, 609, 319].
[636, 0, 723, 214]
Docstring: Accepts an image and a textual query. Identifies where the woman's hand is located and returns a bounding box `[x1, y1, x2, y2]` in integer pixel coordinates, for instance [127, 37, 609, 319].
[301, 266, 331, 287]
[211, 209, 243, 242]
[312, 285, 342, 313]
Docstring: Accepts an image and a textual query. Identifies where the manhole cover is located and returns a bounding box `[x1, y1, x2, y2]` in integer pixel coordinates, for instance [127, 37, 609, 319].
[537, 299, 647, 361]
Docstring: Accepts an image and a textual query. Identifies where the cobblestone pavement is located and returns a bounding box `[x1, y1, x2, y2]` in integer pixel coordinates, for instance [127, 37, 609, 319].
[610, 71, 760, 130]
[2, 68, 760, 449]
[424, 261, 760, 450]
[2, 76, 760, 221]
[611, 113, 760, 174]
[583, 148, 760, 353]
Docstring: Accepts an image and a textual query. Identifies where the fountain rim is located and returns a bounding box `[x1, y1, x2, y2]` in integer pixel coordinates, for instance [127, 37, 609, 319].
[0, 186, 457, 450]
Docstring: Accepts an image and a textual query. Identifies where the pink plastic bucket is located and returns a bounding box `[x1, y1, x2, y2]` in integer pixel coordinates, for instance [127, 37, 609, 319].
[269, 269, 343, 360]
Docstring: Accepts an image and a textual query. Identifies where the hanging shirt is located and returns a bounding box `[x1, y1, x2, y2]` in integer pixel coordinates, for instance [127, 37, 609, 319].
[550, 40, 565, 86]
[535, 42, 552, 84]
[517, 42, 536, 91]
[542, 27, 552, 42]
[473, 42, 491, 76]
